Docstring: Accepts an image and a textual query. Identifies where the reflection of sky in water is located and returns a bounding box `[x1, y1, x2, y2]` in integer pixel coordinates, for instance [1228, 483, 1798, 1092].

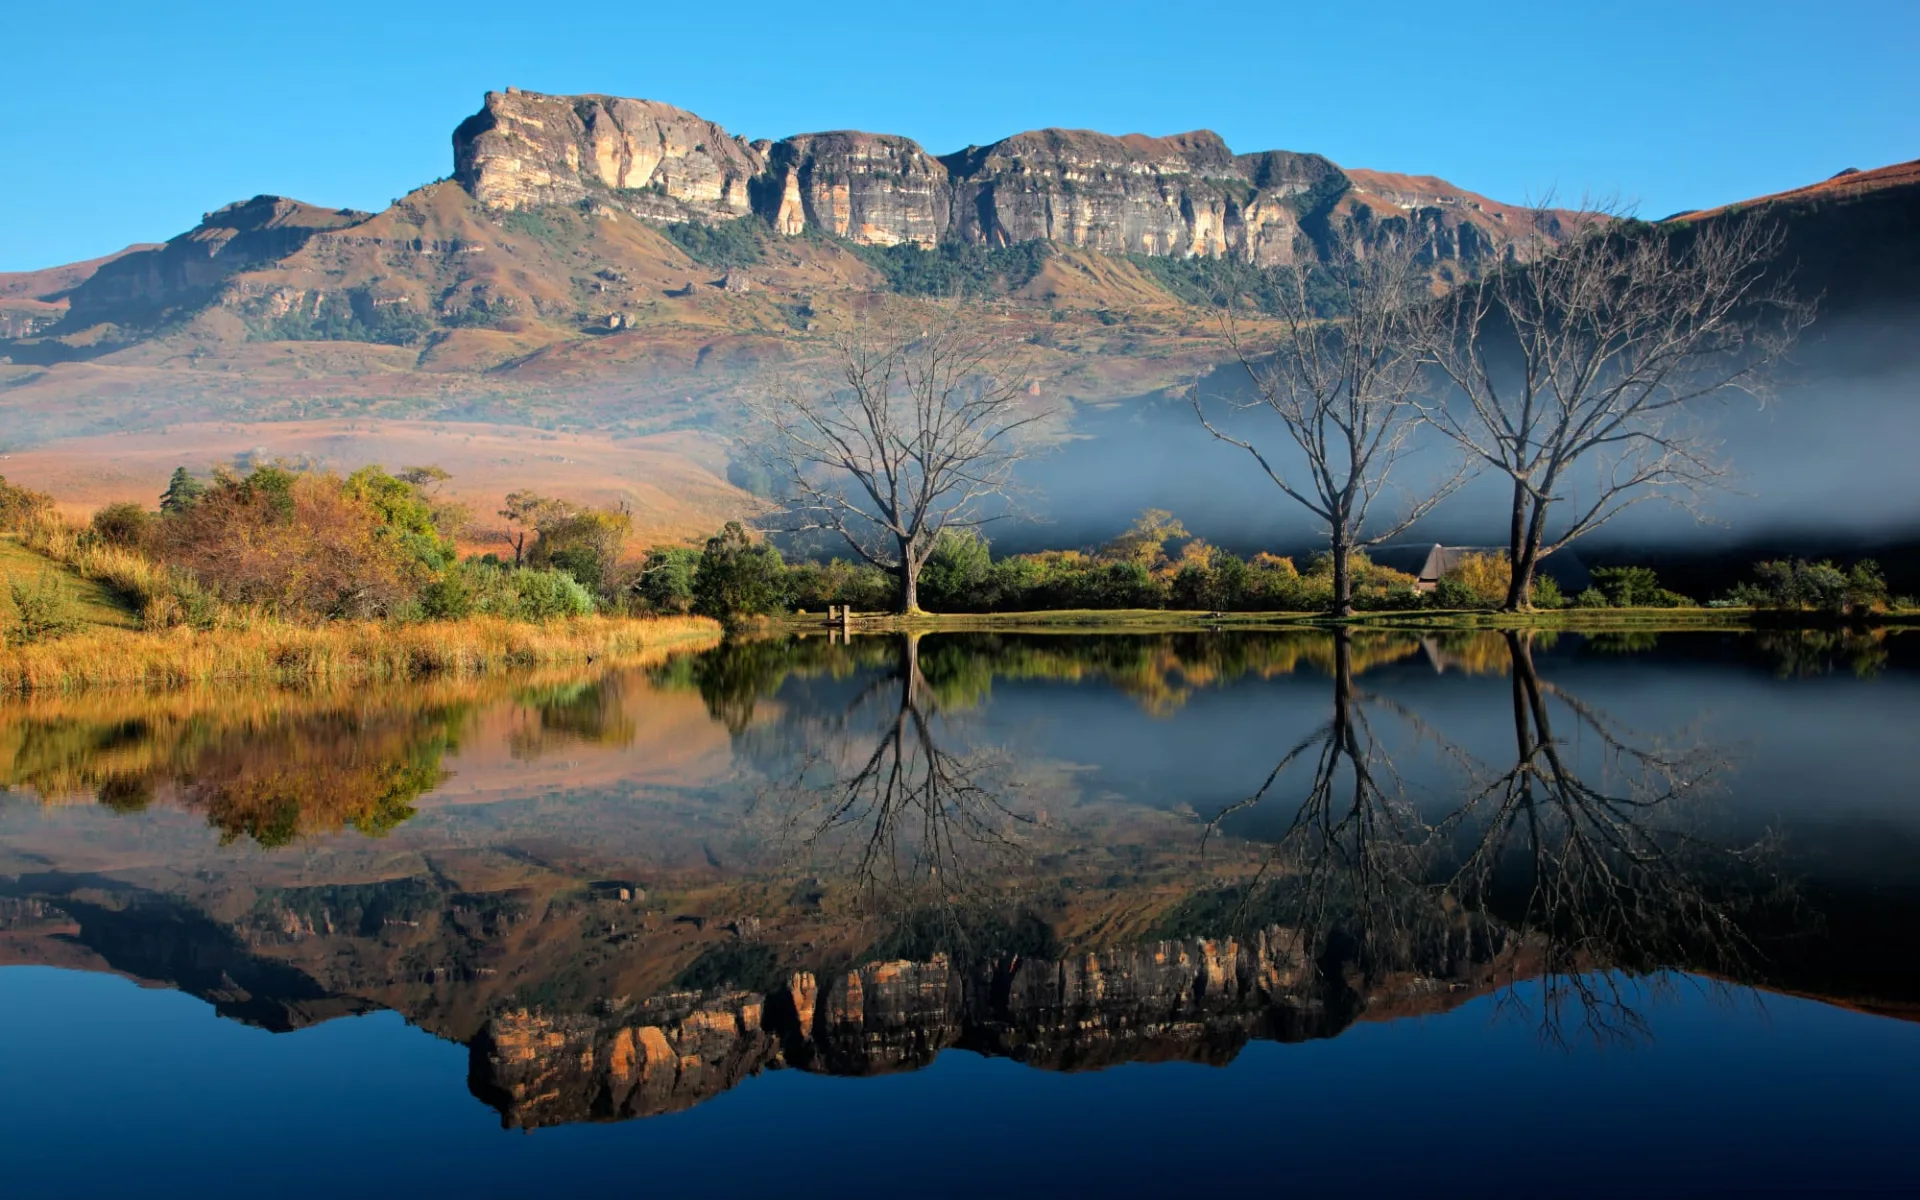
[3, 965, 1915, 1196]
[3, 630, 1920, 1177]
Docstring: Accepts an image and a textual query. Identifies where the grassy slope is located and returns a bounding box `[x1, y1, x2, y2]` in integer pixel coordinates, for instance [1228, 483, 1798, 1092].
[0, 535, 139, 632]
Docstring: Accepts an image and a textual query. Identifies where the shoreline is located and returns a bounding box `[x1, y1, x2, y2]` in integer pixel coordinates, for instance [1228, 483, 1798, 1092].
[771, 606, 1919, 635]
[0, 615, 723, 695]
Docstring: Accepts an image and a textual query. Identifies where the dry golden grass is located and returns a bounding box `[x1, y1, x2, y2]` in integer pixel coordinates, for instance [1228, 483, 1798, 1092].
[0, 614, 721, 694]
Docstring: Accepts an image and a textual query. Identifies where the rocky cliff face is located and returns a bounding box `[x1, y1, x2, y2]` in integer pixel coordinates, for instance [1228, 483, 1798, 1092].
[470, 928, 1397, 1128]
[761, 132, 949, 248]
[453, 90, 764, 222]
[450, 89, 1546, 269]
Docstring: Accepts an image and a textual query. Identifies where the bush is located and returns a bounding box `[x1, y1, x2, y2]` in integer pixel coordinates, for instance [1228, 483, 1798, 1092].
[419, 569, 477, 620]
[1592, 566, 1661, 607]
[503, 568, 597, 621]
[694, 522, 787, 620]
[7, 572, 82, 646]
[784, 557, 896, 612]
[1432, 577, 1486, 610]
[1531, 575, 1566, 610]
[919, 529, 994, 611]
[1440, 552, 1511, 607]
[662, 216, 764, 267]
[847, 239, 1051, 297]
[635, 546, 701, 614]
[0, 476, 54, 533]
[1572, 587, 1610, 609]
[160, 467, 421, 621]
[529, 507, 631, 598]
[1735, 558, 1886, 615]
[89, 502, 152, 549]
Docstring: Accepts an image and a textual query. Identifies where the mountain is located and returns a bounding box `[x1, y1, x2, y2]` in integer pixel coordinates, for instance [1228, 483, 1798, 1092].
[0, 89, 1911, 548]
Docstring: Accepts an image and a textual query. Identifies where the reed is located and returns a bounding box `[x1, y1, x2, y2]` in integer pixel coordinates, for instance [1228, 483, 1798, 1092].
[0, 614, 722, 694]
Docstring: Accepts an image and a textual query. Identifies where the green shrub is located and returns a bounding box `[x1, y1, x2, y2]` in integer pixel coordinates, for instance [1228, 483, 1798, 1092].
[848, 239, 1051, 297]
[1531, 575, 1566, 609]
[784, 557, 895, 612]
[1592, 566, 1664, 607]
[919, 529, 995, 611]
[662, 217, 765, 267]
[504, 568, 596, 621]
[1572, 587, 1610, 609]
[1735, 558, 1886, 614]
[1432, 577, 1486, 610]
[7, 572, 83, 646]
[0, 475, 55, 532]
[89, 502, 152, 549]
[636, 546, 701, 614]
[419, 570, 477, 620]
[694, 522, 788, 619]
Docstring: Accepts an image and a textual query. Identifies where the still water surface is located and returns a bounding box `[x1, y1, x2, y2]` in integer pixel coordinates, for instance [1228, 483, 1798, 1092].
[2, 629, 1917, 1194]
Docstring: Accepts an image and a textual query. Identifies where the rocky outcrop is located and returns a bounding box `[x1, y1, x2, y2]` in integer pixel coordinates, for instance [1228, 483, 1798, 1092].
[448, 89, 1552, 269]
[453, 89, 764, 221]
[943, 129, 1308, 263]
[471, 928, 1380, 1129]
[474, 990, 774, 1125]
[760, 132, 948, 248]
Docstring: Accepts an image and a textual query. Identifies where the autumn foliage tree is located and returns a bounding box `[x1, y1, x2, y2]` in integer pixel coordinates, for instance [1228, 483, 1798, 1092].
[159, 465, 447, 620]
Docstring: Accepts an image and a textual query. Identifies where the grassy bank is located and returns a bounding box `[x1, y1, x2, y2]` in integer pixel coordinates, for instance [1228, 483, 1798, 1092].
[0, 614, 721, 694]
[0, 535, 139, 632]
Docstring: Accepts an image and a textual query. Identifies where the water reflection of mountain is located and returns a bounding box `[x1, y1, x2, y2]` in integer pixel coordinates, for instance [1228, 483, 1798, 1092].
[3, 629, 1919, 1127]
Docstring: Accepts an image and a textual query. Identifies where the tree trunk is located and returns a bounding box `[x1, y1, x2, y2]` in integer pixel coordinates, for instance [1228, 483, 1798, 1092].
[1332, 628, 1354, 716]
[1503, 479, 1529, 611]
[1505, 495, 1548, 612]
[1330, 534, 1354, 618]
[899, 544, 922, 615]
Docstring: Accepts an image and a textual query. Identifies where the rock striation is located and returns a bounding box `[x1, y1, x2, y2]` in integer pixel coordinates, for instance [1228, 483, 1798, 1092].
[453, 89, 764, 222]
[451, 89, 1550, 268]
[760, 132, 949, 248]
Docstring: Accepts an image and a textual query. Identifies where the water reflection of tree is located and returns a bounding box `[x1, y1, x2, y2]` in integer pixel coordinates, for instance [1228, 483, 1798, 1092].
[1204, 630, 1779, 1043]
[506, 678, 637, 761]
[1752, 628, 1891, 680]
[658, 631, 1425, 725]
[1439, 632, 1770, 1043]
[1205, 630, 1452, 984]
[0, 674, 648, 847]
[769, 635, 1033, 903]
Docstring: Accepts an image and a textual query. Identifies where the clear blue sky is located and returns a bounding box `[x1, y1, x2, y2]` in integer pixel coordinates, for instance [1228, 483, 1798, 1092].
[4, 0, 1916, 271]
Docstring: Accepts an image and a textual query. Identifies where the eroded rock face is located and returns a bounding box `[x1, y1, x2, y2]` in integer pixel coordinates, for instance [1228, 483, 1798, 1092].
[762, 132, 949, 248]
[448, 89, 1549, 268]
[473, 990, 774, 1126]
[453, 89, 765, 221]
[946, 129, 1277, 262]
[470, 928, 1373, 1128]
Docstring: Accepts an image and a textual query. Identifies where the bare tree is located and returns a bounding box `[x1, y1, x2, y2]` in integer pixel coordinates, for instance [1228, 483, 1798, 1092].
[753, 305, 1053, 614]
[1193, 235, 1461, 616]
[1420, 207, 1812, 610]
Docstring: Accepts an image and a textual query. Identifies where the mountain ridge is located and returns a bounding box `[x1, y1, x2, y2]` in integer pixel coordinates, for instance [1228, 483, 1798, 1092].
[0, 89, 1912, 546]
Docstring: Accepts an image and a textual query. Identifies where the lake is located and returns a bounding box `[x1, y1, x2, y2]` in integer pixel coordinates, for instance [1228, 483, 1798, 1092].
[3, 628, 1918, 1195]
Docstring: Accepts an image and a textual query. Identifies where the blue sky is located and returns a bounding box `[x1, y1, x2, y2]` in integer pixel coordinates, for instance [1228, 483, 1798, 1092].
[3, 0, 1915, 271]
